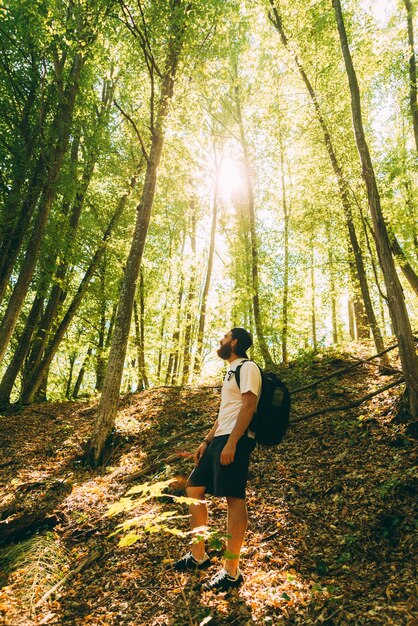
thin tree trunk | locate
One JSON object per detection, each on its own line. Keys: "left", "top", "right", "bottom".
{"left": 0, "top": 55, "right": 84, "bottom": 365}
{"left": 18, "top": 162, "right": 142, "bottom": 404}
{"left": 22, "top": 132, "right": 83, "bottom": 388}
{"left": 86, "top": 4, "right": 187, "bottom": 466}
{"left": 0, "top": 159, "right": 45, "bottom": 305}
{"left": 404, "top": 0, "right": 418, "bottom": 153}
{"left": 333, "top": 0, "right": 418, "bottom": 417}
{"left": 182, "top": 201, "right": 198, "bottom": 386}
{"left": 73, "top": 347, "right": 92, "bottom": 399}
{"left": 389, "top": 233, "right": 418, "bottom": 297}
{"left": 311, "top": 246, "right": 317, "bottom": 351}
{"left": 349, "top": 255, "right": 369, "bottom": 340}
{"left": 328, "top": 248, "right": 339, "bottom": 344}
{"left": 133, "top": 270, "right": 148, "bottom": 390}
{"left": 66, "top": 354, "right": 76, "bottom": 401}
{"left": 279, "top": 133, "right": 290, "bottom": 363}
{"left": 0, "top": 296, "right": 43, "bottom": 407}
{"left": 157, "top": 307, "right": 168, "bottom": 383}
{"left": 138, "top": 270, "right": 148, "bottom": 388}
{"left": 95, "top": 261, "right": 108, "bottom": 393}
{"left": 233, "top": 70, "right": 275, "bottom": 369}
{"left": 133, "top": 302, "right": 144, "bottom": 390}
{"left": 22, "top": 84, "right": 114, "bottom": 391}
{"left": 96, "top": 300, "right": 117, "bottom": 393}
{"left": 157, "top": 278, "right": 173, "bottom": 383}
{"left": 194, "top": 160, "right": 219, "bottom": 375}
{"left": 348, "top": 298, "right": 355, "bottom": 340}
{"left": 269, "top": 1, "right": 387, "bottom": 363}
{"left": 170, "top": 278, "right": 185, "bottom": 386}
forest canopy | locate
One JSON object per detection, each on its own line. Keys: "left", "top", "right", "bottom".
{"left": 0, "top": 0, "right": 417, "bottom": 442}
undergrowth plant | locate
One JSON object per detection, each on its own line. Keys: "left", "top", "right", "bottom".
{"left": 107, "top": 479, "right": 230, "bottom": 626}
{"left": 0, "top": 532, "right": 71, "bottom": 617}
{"left": 106, "top": 478, "right": 227, "bottom": 553}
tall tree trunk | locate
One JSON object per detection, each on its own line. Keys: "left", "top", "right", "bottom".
{"left": 21, "top": 84, "right": 114, "bottom": 394}
{"left": 0, "top": 55, "right": 84, "bottom": 365}
{"left": 279, "top": 132, "right": 290, "bottom": 364}
{"left": 269, "top": 1, "right": 388, "bottom": 363}
{"left": 18, "top": 162, "right": 142, "bottom": 404}
{"left": 311, "top": 246, "right": 317, "bottom": 351}
{"left": 66, "top": 354, "right": 77, "bottom": 400}
{"left": 157, "top": 307, "right": 168, "bottom": 383}
{"left": 165, "top": 238, "right": 186, "bottom": 385}
{"left": 348, "top": 298, "right": 355, "bottom": 340}
{"left": 167, "top": 282, "right": 184, "bottom": 386}
{"left": 96, "top": 301, "right": 117, "bottom": 393}
{"left": 157, "top": 269, "right": 174, "bottom": 383}
{"left": 133, "top": 270, "right": 149, "bottom": 390}
{"left": 194, "top": 163, "right": 219, "bottom": 375}
{"left": 0, "top": 296, "right": 43, "bottom": 407}
{"left": 22, "top": 132, "right": 83, "bottom": 389}
{"left": 402, "top": 176, "right": 418, "bottom": 259}
{"left": 86, "top": 6, "right": 186, "bottom": 465}
{"left": 0, "top": 159, "right": 45, "bottom": 305}
{"left": 389, "top": 233, "right": 418, "bottom": 297}
{"left": 233, "top": 72, "right": 275, "bottom": 369}
{"left": 182, "top": 200, "right": 198, "bottom": 386}
{"left": 348, "top": 257, "right": 369, "bottom": 340}
{"left": 333, "top": 0, "right": 418, "bottom": 416}
{"left": 404, "top": 0, "right": 418, "bottom": 153}
{"left": 73, "top": 347, "right": 93, "bottom": 399}
{"left": 328, "top": 248, "right": 339, "bottom": 344}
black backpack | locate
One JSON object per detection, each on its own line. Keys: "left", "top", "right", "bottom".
{"left": 235, "top": 360, "right": 291, "bottom": 446}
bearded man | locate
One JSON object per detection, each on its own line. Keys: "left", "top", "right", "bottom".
{"left": 172, "top": 327, "right": 261, "bottom": 591}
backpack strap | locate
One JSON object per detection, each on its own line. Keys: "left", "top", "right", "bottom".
{"left": 234, "top": 359, "right": 250, "bottom": 390}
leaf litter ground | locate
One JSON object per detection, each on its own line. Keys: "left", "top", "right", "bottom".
{"left": 0, "top": 348, "right": 416, "bottom": 625}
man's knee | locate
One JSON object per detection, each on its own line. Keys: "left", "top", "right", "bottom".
{"left": 227, "top": 496, "right": 247, "bottom": 513}
{"left": 226, "top": 496, "right": 246, "bottom": 507}
{"left": 186, "top": 485, "right": 206, "bottom": 500}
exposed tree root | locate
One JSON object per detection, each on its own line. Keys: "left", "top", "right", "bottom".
{"left": 291, "top": 339, "right": 411, "bottom": 395}
{"left": 291, "top": 378, "right": 405, "bottom": 422}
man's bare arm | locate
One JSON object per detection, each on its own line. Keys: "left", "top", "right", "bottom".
{"left": 194, "top": 419, "right": 219, "bottom": 465}
{"left": 220, "top": 392, "right": 257, "bottom": 465}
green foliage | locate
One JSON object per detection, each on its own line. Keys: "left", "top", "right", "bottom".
{"left": 107, "top": 478, "right": 234, "bottom": 561}
{"left": 1, "top": 0, "right": 417, "bottom": 399}
{"left": 107, "top": 479, "right": 199, "bottom": 545}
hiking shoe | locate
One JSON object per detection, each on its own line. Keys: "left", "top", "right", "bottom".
{"left": 202, "top": 568, "right": 244, "bottom": 592}
{"left": 171, "top": 551, "right": 211, "bottom": 571}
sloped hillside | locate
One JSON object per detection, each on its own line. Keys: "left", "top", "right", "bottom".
{"left": 0, "top": 349, "right": 416, "bottom": 625}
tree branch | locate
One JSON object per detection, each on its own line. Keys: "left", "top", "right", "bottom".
{"left": 291, "top": 378, "right": 405, "bottom": 422}
{"left": 290, "top": 339, "right": 415, "bottom": 395}
{"left": 113, "top": 100, "right": 149, "bottom": 162}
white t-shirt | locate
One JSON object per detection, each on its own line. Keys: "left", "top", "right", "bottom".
{"left": 214, "top": 358, "right": 262, "bottom": 437}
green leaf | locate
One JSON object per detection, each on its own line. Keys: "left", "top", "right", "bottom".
{"left": 119, "top": 533, "right": 142, "bottom": 547}
{"left": 106, "top": 497, "right": 134, "bottom": 517}
{"left": 223, "top": 550, "right": 239, "bottom": 560}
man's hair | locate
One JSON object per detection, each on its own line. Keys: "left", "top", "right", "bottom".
{"left": 231, "top": 327, "right": 253, "bottom": 357}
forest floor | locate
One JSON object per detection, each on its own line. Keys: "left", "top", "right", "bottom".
{"left": 0, "top": 345, "right": 417, "bottom": 626}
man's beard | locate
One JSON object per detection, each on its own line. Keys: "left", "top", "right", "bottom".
{"left": 217, "top": 342, "right": 233, "bottom": 360}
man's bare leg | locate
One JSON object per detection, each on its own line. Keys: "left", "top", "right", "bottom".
{"left": 186, "top": 485, "right": 207, "bottom": 560}
{"left": 224, "top": 496, "right": 248, "bottom": 576}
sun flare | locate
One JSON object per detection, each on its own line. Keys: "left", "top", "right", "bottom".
{"left": 218, "top": 157, "right": 245, "bottom": 198}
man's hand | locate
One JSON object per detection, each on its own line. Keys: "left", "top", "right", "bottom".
{"left": 220, "top": 440, "right": 236, "bottom": 465}
{"left": 194, "top": 441, "right": 208, "bottom": 465}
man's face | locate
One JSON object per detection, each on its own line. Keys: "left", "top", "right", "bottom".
{"left": 217, "top": 331, "right": 235, "bottom": 360}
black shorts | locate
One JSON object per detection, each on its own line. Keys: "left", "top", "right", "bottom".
{"left": 187, "top": 434, "right": 256, "bottom": 499}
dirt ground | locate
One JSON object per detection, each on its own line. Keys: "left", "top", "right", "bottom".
{"left": 0, "top": 348, "right": 417, "bottom": 625}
